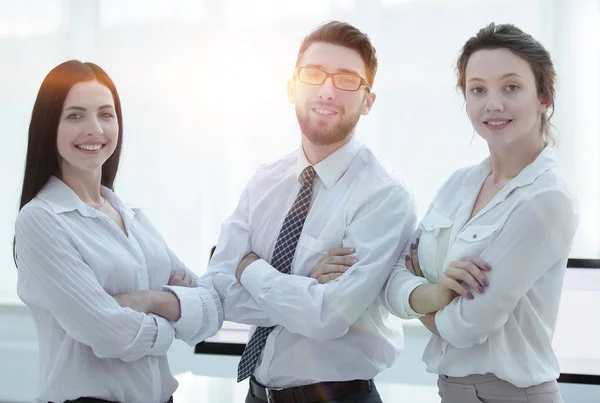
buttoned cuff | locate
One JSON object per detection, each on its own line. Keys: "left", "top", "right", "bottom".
{"left": 148, "top": 314, "right": 175, "bottom": 356}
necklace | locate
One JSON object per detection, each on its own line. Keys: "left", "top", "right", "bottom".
{"left": 87, "top": 197, "right": 107, "bottom": 210}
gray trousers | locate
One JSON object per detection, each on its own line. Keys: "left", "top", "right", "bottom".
{"left": 438, "top": 373, "right": 563, "bottom": 403}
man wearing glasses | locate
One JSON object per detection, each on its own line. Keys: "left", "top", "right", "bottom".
{"left": 193, "top": 21, "right": 416, "bottom": 402}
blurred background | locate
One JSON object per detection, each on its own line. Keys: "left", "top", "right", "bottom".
{"left": 0, "top": 0, "right": 599, "bottom": 402}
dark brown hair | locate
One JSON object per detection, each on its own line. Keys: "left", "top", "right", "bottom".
{"left": 18, "top": 60, "right": 123, "bottom": 211}
{"left": 295, "top": 21, "right": 378, "bottom": 87}
{"left": 456, "top": 23, "right": 556, "bottom": 143}
{"left": 14, "top": 61, "right": 123, "bottom": 266}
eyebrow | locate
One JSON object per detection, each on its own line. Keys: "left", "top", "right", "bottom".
{"left": 303, "top": 64, "right": 362, "bottom": 76}
{"left": 468, "top": 73, "right": 525, "bottom": 82}
{"left": 64, "top": 104, "right": 114, "bottom": 112}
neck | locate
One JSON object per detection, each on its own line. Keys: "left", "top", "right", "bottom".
{"left": 58, "top": 164, "right": 104, "bottom": 206}
{"left": 488, "top": 135, "right": 545, "bottom": 182}
{"left": 301, "top": 132, "right": 354, "bottom": 165}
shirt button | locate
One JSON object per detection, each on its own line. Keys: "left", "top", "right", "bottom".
{"left": 472, "top": 234, "right": 478, "bottom": 239}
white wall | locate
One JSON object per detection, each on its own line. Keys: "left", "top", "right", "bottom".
{"left": 1, "top": 0, "right": 600, "bottom": 304}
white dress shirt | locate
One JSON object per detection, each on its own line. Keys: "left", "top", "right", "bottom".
{"left": 15, "top": 176, "right": 223, "bottom": 403}
{"left": 383, "top": 146, "right": 579, "bottom": 388}
{"left": 204, "top": 135, "right": 416, "bottom": 388}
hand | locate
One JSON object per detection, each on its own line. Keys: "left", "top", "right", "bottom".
{"left": 113, "top": 290, "right": 154, "bottom": 314}
{"left": 236, "top": 252, "right": 260, "bottom": 282}
{"left": 435, "top": 257, "right": 492, "bottom": 305}
{"left": 310, "top": 247, "right": 357, "bottom": 284}
{"left": 168, "top": 268, "right": 196, "bottom": 288}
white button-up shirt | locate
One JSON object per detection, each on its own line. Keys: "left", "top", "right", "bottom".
{"left": 15, "top": 176, "right": 223, "bottom": 403}
{"left": 205, "top": 135, "right": 416, "bottom": 388}
{"left": 383, "top": 146, "right": 579, "bottom": 388}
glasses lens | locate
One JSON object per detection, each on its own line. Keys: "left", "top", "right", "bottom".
{"left": 299, "top": 68, "right": 326, "bottom": 85}
{"left": 334, "top": 74, "right": 361, "bottom": 91}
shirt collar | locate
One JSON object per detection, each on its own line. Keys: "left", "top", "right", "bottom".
{"left": 465, "top": 145, "right": 557, "bottom": 188}
{"left": 37, "top": 176, "right": 140, "bottom": 218}
{"left": 296, "top": 135, "right": 364, "bottom": 189}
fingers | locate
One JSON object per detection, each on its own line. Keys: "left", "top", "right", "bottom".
{"left": 311, "top": 251, "right": 357, "bottom": 279}
{"left": 406, "top": 255, "right": 423, "bottom": 277}
{"left": 181, "top": 272, "right": 196, "bottom": 287}
{"left": 317, "top": 273, "right": 343, "bottom": 284}
{"left": 463, "top": 257, "right": 492, "bottom": 274}
{"left": 438, "top": 275, "right": 474, "bottom": 300}
{"left": 311, "top": 262, "right": 352, "bottom": 279}
{"left": 409, "top": 239, "right": 423, "bottom": 277}
{"left": 169, "top": 269, "right": 196, "bottom": 287}
{"left": 451, "top": 260, "right": 489, "bottom": 291}
{"left": 325, "top": 247, "right": 355, "bottom": 256}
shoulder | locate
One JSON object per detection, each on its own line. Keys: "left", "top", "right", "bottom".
{"left": 248, "top": 149, "right": 297, "bottom": 186}
{"left": 350, "top": 148, "right": 416, "bottom": 212}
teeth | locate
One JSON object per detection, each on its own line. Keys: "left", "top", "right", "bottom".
{"left": 314, "top": 108, "right": 336, "bottom": 116}
{"left": 77, "top": 144, "right": 103, "bottom": 151}
{"left": 487, "top": 120, "right": 509, "bottom": 126}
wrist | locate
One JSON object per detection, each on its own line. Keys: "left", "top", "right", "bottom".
{"left": 432, "top": 284, "right": 454, "bottom": 310}
{"left": 146, "top": 290, "right": 161, "bottom": 314}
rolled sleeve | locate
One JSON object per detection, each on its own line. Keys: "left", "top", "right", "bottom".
{"left": 148, "top": 314, "right": 176, "bottom": 356}
{"left": 162, "top": 279, "right": 224, "bottom": 345}
{"left": 390, "top": 276, "right": 429, "bottom": 319}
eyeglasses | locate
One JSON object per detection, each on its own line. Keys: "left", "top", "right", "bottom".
{"left": 295, "top": 67, "right": 371, "bottom": 92}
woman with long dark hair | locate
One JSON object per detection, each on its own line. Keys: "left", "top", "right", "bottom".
{"left": 14, "top": 60, "right": 222, "bottom": 403}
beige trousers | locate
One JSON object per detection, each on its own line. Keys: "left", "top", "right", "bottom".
{"left": 438, "top": 373, "right": 563, "bottom": 403}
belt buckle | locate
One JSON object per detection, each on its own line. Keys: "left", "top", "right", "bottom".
{"left": 265, "top": 388, "right": 275, "bottom": 403}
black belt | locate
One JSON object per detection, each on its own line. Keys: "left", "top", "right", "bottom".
{"left": 249, "top": 376, "right": 373, "bottom": 403}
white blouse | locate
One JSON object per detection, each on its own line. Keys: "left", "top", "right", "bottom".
{"left": 383, "top": 146, "right": 579, "bottom": 387}
{"left": 15, "top": 176, "right": 222, "bottom": 403}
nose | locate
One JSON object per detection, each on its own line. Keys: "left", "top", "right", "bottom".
{"left": 85, "top": 117, "right": 103, "bottom": 137}
{"left": 484, "top": 91, "right": 504, "bottom": 113}
{"left": 317, "top": 77, "right": 336, "bottom": 101}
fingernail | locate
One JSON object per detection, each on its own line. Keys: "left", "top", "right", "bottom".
{"left": 477, "top": 285, "right": 484, "bottom": 293}
{"left": 482, "top": 278, "right": 489, "bottom": 287}
{"left": 467, "top": 292, "right": 474, "bottom": 300}
{"left": 350, "top": 258, "right": 358, "bottom": 264}
{"left": 405, "top": 255, "right": 411, "bottom": 261}
{"left": 411, "top": 243, "right": 416, "bottom": 250}
{"left": 350, "top": 248, "right": 356, "bottom": 253}
{"left": 484, "top": 263, "right": 492, "bottom": 271}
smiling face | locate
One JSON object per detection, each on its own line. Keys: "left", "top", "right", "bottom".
{"left": 56, "top": 80, "right": 119, "bottom": 176}
{"left": 288, "top": 42, "right": 376, "bottom": 146}
{"left": 464, "top": 48, "right": 549, "bottom": 147}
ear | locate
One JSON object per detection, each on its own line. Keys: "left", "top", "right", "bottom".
{"left": 538, "top": 95, "right": 550, "bottom": 114}
{"left": 361, "top": 92, "right": 377, "bottom": 115}
{"left": 287, "top": 80, "right": 296, "bottom": 105}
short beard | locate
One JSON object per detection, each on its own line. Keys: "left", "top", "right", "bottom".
{"left": 295, "top": 106, "right": 361, "bottom": 146}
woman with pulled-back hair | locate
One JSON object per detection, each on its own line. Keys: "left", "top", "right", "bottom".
{"left": 14, "top": 60, "right": 222, "bottom": 403}
{"left": 378, "top": 23, "right": 579, "bottom": 402}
